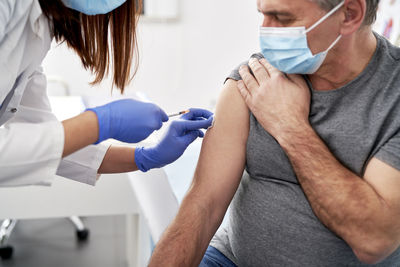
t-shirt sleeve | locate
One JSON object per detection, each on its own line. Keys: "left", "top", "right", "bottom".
{"left": 225, "top": 53, "right": 264, "bottom": 82}
{"left": 374, "top": 131, "right": 400, "bottom": 171}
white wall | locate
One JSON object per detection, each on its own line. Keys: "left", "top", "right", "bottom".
{"left": 43, "top": 0, "right": 260, "bottom": 113}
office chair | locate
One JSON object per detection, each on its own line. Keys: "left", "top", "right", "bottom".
{"left": 0, "top": 77, "right": 89, "bottom": 260}
{"left": 0, "top": 217, "right": 89, "bottom": 260}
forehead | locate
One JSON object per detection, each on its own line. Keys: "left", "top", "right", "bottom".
{"left": 257, "top": 0, "right": 323, "bottom": 16}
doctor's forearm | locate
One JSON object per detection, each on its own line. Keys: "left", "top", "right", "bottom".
{"left": 62, "top": 112, "right": 138, "bottom": 173}
{"left": 62, "top": 111, "right": 99, "bottom": 157}
{"left": 97, "top": 146, "right": 139, "bottom": 173}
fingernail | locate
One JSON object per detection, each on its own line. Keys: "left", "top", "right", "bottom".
{"left": 207, "top": 118, "right": 215, "bottom": 130}
{"left": 250, "top": 57, "right": 257, "bottom": 63}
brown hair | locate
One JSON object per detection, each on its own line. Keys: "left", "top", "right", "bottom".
{"left": 38, "top": 0, "right": 142, "bottom": 93}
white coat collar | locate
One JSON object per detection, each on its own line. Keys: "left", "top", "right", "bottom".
{"left": 29, "top": 0, "right": 46, "bottom": 40}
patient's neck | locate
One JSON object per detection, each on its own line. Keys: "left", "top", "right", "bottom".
{"left": 307, "top": 28, "right": 377, "bottom": 91}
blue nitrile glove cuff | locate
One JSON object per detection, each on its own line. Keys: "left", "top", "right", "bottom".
{"left": 86, "top": 106, "right": 111, "bottom": 144}
{"left": 134, "top": 147, "right": 164, "bottom": 172}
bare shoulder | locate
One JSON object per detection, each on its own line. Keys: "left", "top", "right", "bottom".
{"left": 210, "top": 79, "right": 250, "bottom": 140}
{"left": 192, "top": 79, "right": 250, "bottom": 198}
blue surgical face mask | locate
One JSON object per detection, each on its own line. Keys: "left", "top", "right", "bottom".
{"left": 61, "top": 0, "right": 127, "bottom": 15}
{"left": 259, "top": 1, "right": 345, "bottom": 74}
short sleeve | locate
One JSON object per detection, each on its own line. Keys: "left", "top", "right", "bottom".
{"left": 225, "top": 53, "right": 264, "bottom": 82}
{"left": 374, "top": 131, "right": 400, "bottom": 171}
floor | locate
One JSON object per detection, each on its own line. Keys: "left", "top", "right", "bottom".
{"left": 0, "top": 216, "right": 129, "bottom": 267}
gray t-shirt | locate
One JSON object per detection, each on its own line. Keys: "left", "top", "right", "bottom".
{"left": 210, "top": 33, "right": 400, "bottom": 266}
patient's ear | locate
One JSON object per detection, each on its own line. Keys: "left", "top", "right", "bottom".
{"left": 340, "top": 0, "right": 366, "bottom": 36}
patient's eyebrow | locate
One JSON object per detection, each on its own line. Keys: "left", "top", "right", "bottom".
{"left": 257, "top": 9, "right": 294, "bottom": 17}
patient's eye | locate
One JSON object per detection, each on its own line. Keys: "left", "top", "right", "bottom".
{"left": 275, "top": 15, "right": 295, "bottom": 25}
{"left": 259, "top": 9, "right": 295, "bottom": 26}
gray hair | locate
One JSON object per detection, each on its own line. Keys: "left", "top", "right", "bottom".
{"left": 312, "top": 0, "right": 380, "bottom": 25}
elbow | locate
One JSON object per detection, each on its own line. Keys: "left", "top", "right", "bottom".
{"left": 354, "top": 250, "right": 385, "bottom": 265}
{"left": 353, "top": 238, "right": 399, "bottom": 265}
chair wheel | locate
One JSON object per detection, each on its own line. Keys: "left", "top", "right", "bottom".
{"left": 0, "top": 246, "right": 13, "bottom": 260}
{"left": 76, "top": 229, "right": 89, "bottom": 241}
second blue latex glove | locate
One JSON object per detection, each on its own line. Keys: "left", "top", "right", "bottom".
{"left": 134, "top": 108, "right": 214, "bottom": 172}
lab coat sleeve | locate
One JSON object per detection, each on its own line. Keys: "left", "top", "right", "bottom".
{"left": 56, "top": 144, "right": 110, "bottom": 186}
{"left": 0, "top": 0, "right": 13, "bottom": 42}
{"left": 0, "top": 67, "right": 109, "bottom": 187}
{"left": 0, "top": 116, "right": 64, "bottom": 187}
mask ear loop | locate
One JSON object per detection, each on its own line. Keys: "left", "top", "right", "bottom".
{"left": 305, "top": 0, "right": 345, "bottom": 34}
{"left": 325, "top": 34, "right": 342, "bottom": 52}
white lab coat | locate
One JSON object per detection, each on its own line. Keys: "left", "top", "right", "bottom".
{"left": 0, "top": 0, "right": 109, "bottom": 187}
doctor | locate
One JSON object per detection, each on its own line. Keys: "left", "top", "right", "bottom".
{"left": 0, "top": 0, "right": 213, "bottom": 187}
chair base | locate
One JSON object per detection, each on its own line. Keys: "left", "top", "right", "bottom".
{"left": 76, "top": 228, "right": 89, "bottom": 241}
{"left": 0, "top": 216, "right": 89, "bottom": 260}
{"left": 0, "top": 246, "right": 13, "bottom": 260}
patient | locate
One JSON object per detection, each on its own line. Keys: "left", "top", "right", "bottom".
{"left": 148, "top": 0, "right": 400, "bottom": 266}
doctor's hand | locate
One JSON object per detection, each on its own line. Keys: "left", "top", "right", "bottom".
{"left": 134, "top": 108, "right": 214, "bottom": 172}
{"left": 87, "top": 99, "right": 168, "bottom": 144}
{"left": 237, "top": 57, "right": 311, "bottom": 139}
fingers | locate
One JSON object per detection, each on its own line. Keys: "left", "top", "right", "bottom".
{"left": 174, "top": 118, "right": 213, "bottom": 133}
{"left": 159, "top": 108, "right": 169, "bottom": 122}
{"left": 207, "top": 115, "right": 215, "bottom": 130}
{"left": 237, "top": 80, "right": 252, "bottom": 106}
{"left": 260, "top": 58, "right": 282, "bottom": 77}
{"left": 189, "top": 129, "right": 204, "bottom": 138}
{"left": 180, "top": 130, "right": 202, "bottom": 146}
{"left": 198, "top": 130, "right": 205, "bottom": 138}
{"left": 181, "top": 108, "right": 213, "bottom": 120}
{"left": 156, "top": 120, "right": 163, "bottom": 130}
{"left": 239, "top": 64, "right": 259, "bottom": 90}
{"left": 248, "top": 57, "right": 270, "bottom": 83}
{"left": 287, "top": 74, "right": 307, "bottom": 87}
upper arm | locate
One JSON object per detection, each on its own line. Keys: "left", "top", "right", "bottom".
{"left": 359, "top": 158, "right": 400, "bottom": 261}
{"left": 364, "top": 158, "right": 400, "bottom": 212}
{"left": 187, "top": 79, "right": 250, "bottom": 220}
{"left": 363, "top": 122, "right": 400, "bottom": 219}
{"left": 364, "top": 157, "right": 400, "bottom": 251}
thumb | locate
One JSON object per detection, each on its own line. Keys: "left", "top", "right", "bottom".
{"left": 160, "top": 108, "right": 169, "bottom": 122}
{"left": 287, "top": 74, "right": 307, "bottom": 87}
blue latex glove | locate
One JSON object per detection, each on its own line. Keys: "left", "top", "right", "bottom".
{"left": 86, "top": 99, "right": 168, "bottom": 144}
{"left": 135, "top": 108, "right": 214, "bottom": 172}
